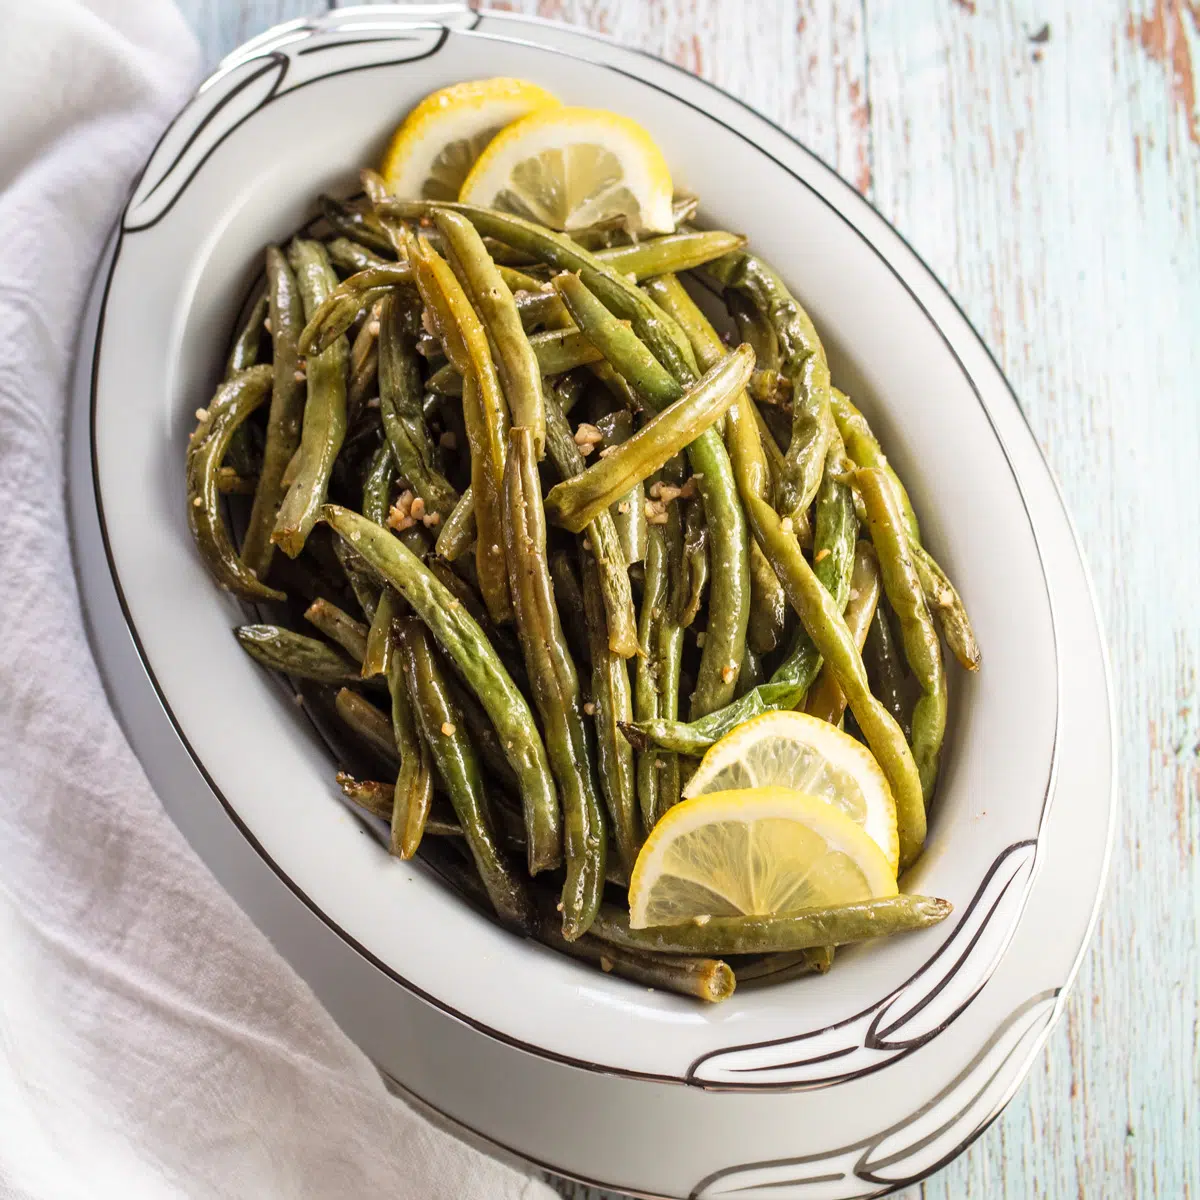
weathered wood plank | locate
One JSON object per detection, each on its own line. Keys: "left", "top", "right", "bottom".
{"left": 175, "top": 2, "right": 1200, "bottom": 1196}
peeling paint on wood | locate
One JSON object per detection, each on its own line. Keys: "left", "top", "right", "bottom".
{"left": 178, "top": 3, "right": 1200, "bottom": 1196}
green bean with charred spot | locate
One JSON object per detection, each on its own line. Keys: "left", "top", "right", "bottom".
{"left": 323, "top": 504, "right": 562, "bottom": 873}
{"left": 272, "top": 240, "right": 347, "bottom": 558}
{"left": 501, "top": 427, "right": 606, "bottom": 938}
{"left": 186, "top": 365, "right": 284, "bottom": 601}
{"left": 398, "top": 618, "right": 536, "bottom": 931}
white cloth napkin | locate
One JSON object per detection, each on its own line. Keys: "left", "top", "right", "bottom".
{"left": 0, "top": 3, "right": 559, "bottom": 1197}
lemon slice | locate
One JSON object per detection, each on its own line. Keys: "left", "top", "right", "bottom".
{"left": 683, "top": 711, "right": 900, "bottom": 875}
{"left": 458, "top": 106, "right": 676, "bottom": 233}
{"left": 381, "top": 78, "right": 560, "bottom": 201}
{"left": 628, "top": 787, "right": 898, "bottom": 929}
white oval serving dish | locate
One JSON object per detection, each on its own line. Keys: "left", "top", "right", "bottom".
{"left": 68, "top": 6, "right": 1115, "bottom": 1197}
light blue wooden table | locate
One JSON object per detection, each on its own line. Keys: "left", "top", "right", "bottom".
{"left": 178, "top": 2, "right": 1200, "bottom": 1194}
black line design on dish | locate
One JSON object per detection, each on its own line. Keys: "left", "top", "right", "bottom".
{"left": 686, "top": 842, "right": 1037, "bottom": 1088}
{"left": 687, "top": 989, "right": 1060, "bottom": 1199}
{"left": 87, "top": 9, "right": 1062, "bottom": 1095}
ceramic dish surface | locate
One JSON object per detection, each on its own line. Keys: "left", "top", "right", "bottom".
{"left": 69, "top": 6, "right": 1114, "bottom": 1197}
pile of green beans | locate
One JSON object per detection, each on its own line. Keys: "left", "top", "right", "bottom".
{"left": 186, "top": 181, "right": 971, "bottom": 1002}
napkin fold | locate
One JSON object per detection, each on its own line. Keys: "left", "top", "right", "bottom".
{"left": 0, "top": 3, "right": 557, "bottom": 1197}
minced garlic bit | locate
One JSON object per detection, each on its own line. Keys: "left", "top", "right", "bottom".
{"left": 422, "top": 512, "right": 440, "bottom": 528}
{"left": 439, "top": 431, "right": 457, "bottom": 450}
{"left": 814, "top": 547, "right": 831, "bottom": 563}
{"left": 692, "top": 914, "right": 711, "bottom": 926}
{"left": 293, "top": 369, "right": 306, "bottom": 383}
{"left": 721, "top": 663, "right": 737, "bottom": 684}
{"left": 644, "top": 498, "right": 669, "bottom": 525}
{"left": 582, "top": 538, "right": 592, "bottom": 552}
{"left": 696, "top": 631, "right": 707, "bottom": 647}
{"left": 194, "top": 407, "right": 209, "bottom": 421}
{"left": 366, "top": 397, "right": 381, "bottom": 409}
{"left": 583, "top": 701, "right": 596, "bottom": 716}
{"left": 779, "top": 516, "right": 794, "bottom": 534}
{"left": 491, "top": 543, "right": 502, "bottom": 555}
{"left": 192, "top": 496, "right": 203, "bottom": 508}
{"left": 649, "top": 481, "right": 682, "bottom": 504}
{"left": 849, "top": 588, "right": 860, "bottom": 602}
{"left": 617, "top": 501, "right": 631, "bottom": 515}
{"left": 367, "top": 320, "right": 381, "bottom": 337}
{"left": 387, "top": 489, "right": 419, "bottom": 532}
{"left": 939, "top": 589, "right": 955, "bottom": 608}
{"left": 678, "top": 476, "right": 699, "bottom": 500}
{"left": 598, "top": 445, "right": 619, "bottom": 459}
{"left": 440, "top": 721, "right": 457, "bottom": 737}
{"left": 573, "top": 423, "right": 604, "bottom": 455}
{"left": 409, "top": 496, "right": 426, "bottom": 520}
{"left": 600, "top": 956, "right": 614, "bottom": 973}
{"left": 350, "top": 530, "right": 361, "bottom": 543}
{"left": 263, "top": 317, "right": 272, "bottom": 334}
{"left": 421, "top": 307, "right": 437, "bottom": 336}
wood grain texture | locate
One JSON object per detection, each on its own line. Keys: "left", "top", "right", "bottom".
{"left": 176, "top": 2, "right": 1200, "bottom": 1196}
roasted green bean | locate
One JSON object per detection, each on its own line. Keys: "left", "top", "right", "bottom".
{"left": 323, "top": 504, "right": 562, "bottom": 873}
{"left": 557, "top": 272, "right": 750, "bottom": 716}
{"left": 544, "top": 345, "right": 752, "bottom": 534}
{"left": 378, "top": 292, "right": 459, "bottom": 520}
{"left": 235, "top": 624, "right": 360, "bottom": 683}
{"left": 806, "top": 542, "right": 881, "bottom": 726}
{"left": 272, "top": 240, "right": 347, "bottom": 558}
{"left": 502, "top": 428, "right": 606, "bottom": 938}
{"left": 434, "top": 208, "right": 547, "bottom": 456}
{"left": 593, "top": 895, "right": 952, "bottom": 954}
{"left": 186, "top": 365, "right": 284, "bottom": 601}
{"left": 579, "top": 552, "right": 640, "bottom": 877}
{"left": 706, "top": 250, "right": 833, "bottom": 519}
{"left": 540, "top": 388, "right": 639, "bottom": 658}
{"left": 856, "top": 468, "right": 947, "bottom": 805}
{"left": 304, "top": 598, "right": 369, "bottom": 662}
{"left": 398, "top": 618, "right": 536, "bottom": 931}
